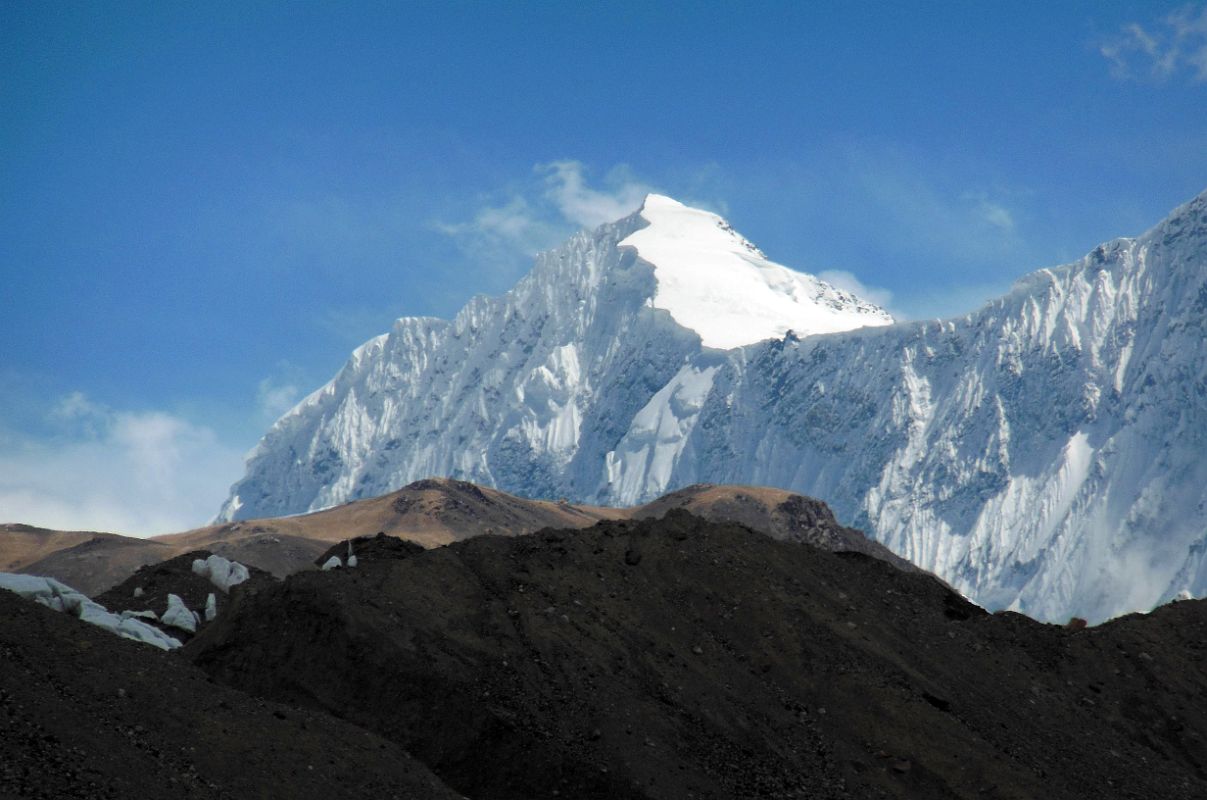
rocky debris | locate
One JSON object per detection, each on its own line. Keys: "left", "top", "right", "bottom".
{"left": 314, "top": 531, "right": 426, "bottom": 568}
{"left": 188, "top": 510, "right": 1207, "bottom": 800}
{"left": 0, "top": 589, "right": 461, "bottom": 799}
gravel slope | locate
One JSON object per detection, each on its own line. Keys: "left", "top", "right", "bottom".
{"left": 187, "top": 511, "right": 1207, "bottom": 799}
{"left": 0, "top": 588, "right": 461, "bottom": 800}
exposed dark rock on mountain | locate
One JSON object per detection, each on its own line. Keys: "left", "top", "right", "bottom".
{"left": 634, "top": 483, "right": 921, "bottom": 573}
{"left": 187, "top": 511, "right": 1207, "bottom": 800}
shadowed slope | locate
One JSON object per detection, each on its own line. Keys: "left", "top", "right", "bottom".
{"left": 0, "top": 588, "right": 461, "bottom": 799}
{"left": 188, "top": 511, "right": 1207, "bottom": 800}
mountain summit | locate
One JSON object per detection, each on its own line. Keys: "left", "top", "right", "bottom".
{"left": 221, "top": 189, "right": 1207, "bottom": 623}
{"left": 604, "top": 188, "right": 1207, "bottom": 623}
{"left": 218, "top": 195, "right": 891, "bottom": 521}
{"left": 624, "top": 194, "right": 892, "bottom": 348}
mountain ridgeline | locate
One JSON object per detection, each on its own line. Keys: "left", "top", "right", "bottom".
{"left": 220, "top": 190, "right": 1207, "bottom": 623}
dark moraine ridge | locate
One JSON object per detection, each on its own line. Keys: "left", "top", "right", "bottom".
{"left": 187, "top": 510, "right": 1207, "bottom": 800}
{"left": 0, "top": 588, "right": 461, "bottom": 800}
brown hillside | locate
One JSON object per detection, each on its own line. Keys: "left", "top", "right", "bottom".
{"left": 4, "top": 479, "right": 928, "bottom": 594}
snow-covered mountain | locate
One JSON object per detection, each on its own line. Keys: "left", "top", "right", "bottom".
{"left": 221, "top": 189, "right": 1207, "bottom": 623}
{"left": 218, "top": 194, "right": 890, "bottom": 521}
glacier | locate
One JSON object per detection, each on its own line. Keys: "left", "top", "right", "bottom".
{"left": 221, "top": 189, "right": 1207, "bottom": 623}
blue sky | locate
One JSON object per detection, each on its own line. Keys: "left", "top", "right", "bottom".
{"left": 3, "top": 1, "right": 1206, "bottom": 533}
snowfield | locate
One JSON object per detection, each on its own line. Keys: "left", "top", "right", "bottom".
{"left": 621, "top": 194, "right": 892, "bottom": 348}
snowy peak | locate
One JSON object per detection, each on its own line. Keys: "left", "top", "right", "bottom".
{"left": 622, "top": 194, "right": 893, "bottom": 349}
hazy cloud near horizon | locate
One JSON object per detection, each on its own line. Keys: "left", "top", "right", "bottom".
{"left": 0, "top": 393, "right": 242, "bottom": 537}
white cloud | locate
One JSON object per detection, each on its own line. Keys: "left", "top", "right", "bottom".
{"left": 540, "top": 161, "right": 651, "bottom": 228}
{"left": 52, "top": 390, "right": 100, "bottom": 421}
{"left": 0, "top": 394, "right": 243, "bottom": 537}
{"left": 257, "top": 377, "right": 300, "bottom": 420}
{"left": 1100, "top": 4, "right": 1207, "bottom": 82}
{"left": 434, "top": 160, "right": 653, "bottom": 258}
{"left": 255, "top": 363, "right": 309, "bottom": 421}
{"left": 433, "top": 195, "right": 562, "bottom": 257}
{"left": 815, "top": 268, "right": 1004, "bottom": 323}
{"left": 437, "top": 154, "right": 1020, "bottom": 324}
{"left": 842, "top": 147, "right": 1024, "bottom": 264}
{"left": 975, "top": 200, "right": 1015, "bottom": 232}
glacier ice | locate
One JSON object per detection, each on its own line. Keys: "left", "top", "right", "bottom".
{"left": 162, "top": 593, "right": 197, "bottom": 633}
{"left": 0, "top": 573, "right": 182, "bottom": 650}
{"left": 191, "top": 554, "right": 250, "bottom": 593}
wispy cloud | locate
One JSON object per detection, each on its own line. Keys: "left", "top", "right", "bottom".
{"left": 257, "top": 375, "right": 301, "bottom": 421}
{"left": 0, "top": 393, "right": 242, "bottom": 536}
{"left": 967, "top": 194, "right": 1016, "bottom": 232}
{"left": 895, "top": 281, "right": 1016, "bottom": 322}
{"left": 1100, "top": 4, "right": 1207, "bottom": 82}
{"left": 841, "top": 145, "right": 1025, "bottom": 266}
{"left": 434, "top": 160, "right": 653, "bottom": 258}
{"left": 439, "top": 155, "right": 1006, "bottom": 321}
{"left": 540, "top": 161, "right": 652, "bottom": 228}
{"left": 734, "top": 143, "right": 1033, "bottom": 320}
{"left": 433, "top": 195, "right": 563, "bottom": 258}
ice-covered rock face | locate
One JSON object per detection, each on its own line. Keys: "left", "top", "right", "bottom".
{"left": 218, "top": 195, "right": 891, "bottom": 523}
{"left": 603, "top": 188, "right": 1207, "bottom": 623}
{"left": 624, "top": 195, "right": 893, "bottom": 348}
